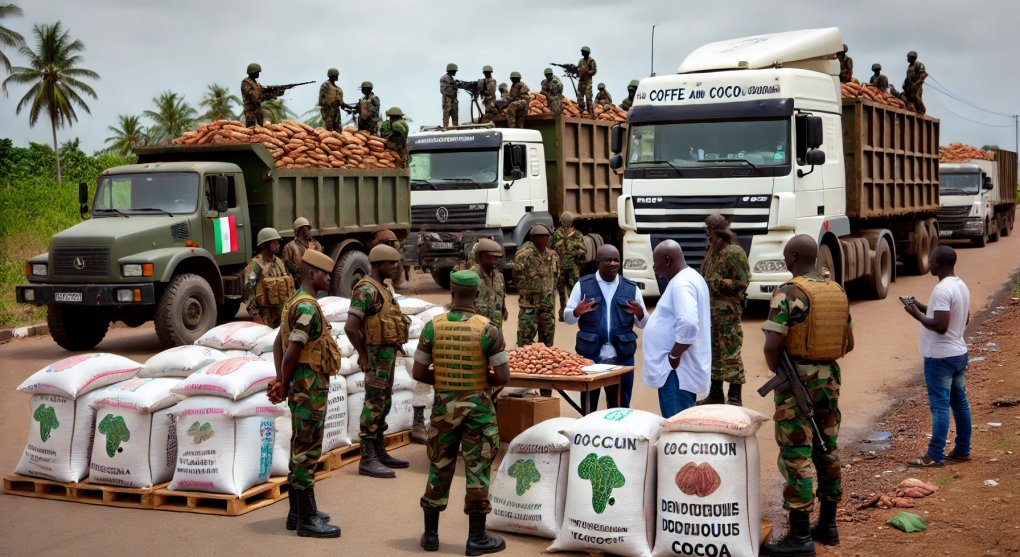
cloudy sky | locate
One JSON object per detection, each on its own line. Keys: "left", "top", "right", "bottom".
{"left": 1, "top": 0, "right": 1017, "bottom": 154}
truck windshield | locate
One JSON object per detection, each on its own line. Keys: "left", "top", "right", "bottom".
{"left": 628, "top": 119, "right": 790, "bottom": 169}
{"left": 409, "top": 150, "right": 499, "bottom": 190}
{"left": 939, "top": 173, "right": 981, "bottom": 195}
{"left": 94, "top": 172, "right": 200, "bottom": 215}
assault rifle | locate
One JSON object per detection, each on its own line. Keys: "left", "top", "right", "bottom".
{"left": 757, "top": 348, "right": 829, "bottom": 452}
{"left": 453, "top": 79, "right": 486, "bottom": 122}
{"left": 263, "top": 80, "right": 314, "bottom": 99}
{"left": 549, "top": 62, "right": 580, "bottom": 97}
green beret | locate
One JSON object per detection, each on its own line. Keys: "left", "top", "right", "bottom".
{"left": 450, "top": 270, "right": 480, "bottom": 287}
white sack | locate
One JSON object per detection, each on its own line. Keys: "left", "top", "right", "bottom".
{"left": 320, "top": 296, "right": 351, "bottom": 322}
{"left": 407, "top": 315, "right": 425, "bottom": 339}
{"left": 322, "top": 374, "right": 352, "bottom": 453}
{"left": 18, "top": 353, "right": 140, "bottom": 399}
{"left": 663, "top": 405, "right": 769, "bottom": 438}
{"left": 172, "top": 356, "right": 275, "bottom": 400}
{"left": 271, "top": 409, "right": 292, "bottom": 477}
{"left": 339, "top": 357, "right": 360, "bottom": 376}
{"left": 417, "top": 306, "right": 447, "bottom": 323}
{"left": 385, "top": 390, "right": 414, "bottom": 433}
{"left": 139, "top": 346, "right": 227, "bottom": 378}
{"left": 334, "top": 335, "right": 356, "bottom": 358}
{"left": 15, "top": 388, "right": 111, "bottom": 482}
{"left": 347, "top": 391, "right": 365, "bottom": 442}
{"left": 393, "top": 364, "right": 415, "bottom": 392}
{"left": 88, "top": 406, "right": 177, "bottom": 488}
{"left": 346, "top": 372, "right": 366, "bottom": 395}
{"left": 250, "top": 328, "right": 279, "bottom": 356}
{"left": 90, "top": 377, "right": 181, "bottom": 412}
{"left": 402, "top": 339, "right": 419, "bottom": 356}
{"left": 194, "top": 321, "right": 274, "bottom": 350}
{"left": 396, "top": 297, "right": 436, "bottom": 315}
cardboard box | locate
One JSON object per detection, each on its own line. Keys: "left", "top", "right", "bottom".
{"left": 496, "top": 395, "right": 560, "bottom": 442}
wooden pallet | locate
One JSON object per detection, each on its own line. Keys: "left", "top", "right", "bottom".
{"left": 150, "top": 477, "right": 288, "bottom": 516}
{"left": 3, "top": 475, "right": 163, "bottom": 509}
{"left": 317, "top": 430, "right": 413, "bottom": 472}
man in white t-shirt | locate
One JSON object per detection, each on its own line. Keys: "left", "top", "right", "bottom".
{"left": 641, "top": 240, "right": 711, "bottom": 417}
{"left": 903, "top": 245, "right": 971, "bottom": 467}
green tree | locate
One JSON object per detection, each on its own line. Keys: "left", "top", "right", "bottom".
{"left": 301, "top": 106, "right": 323, "bottom": 129}
{"left": 104, "top": 114, "right": 148, "bottom": 156}
{"left": 199, "top": 83, "right": 240, "bottom": 122}
{"left": 0, "top": 3, "right": 25, "bottom": 75}
{"left": 261, "top": 99, "right": 296, "bottom": 124}
{"left": 143, "top": 90, "right": 196, "bottom": 142}
{"left": 2, "top": 22, "right": 99, "bottom": 183}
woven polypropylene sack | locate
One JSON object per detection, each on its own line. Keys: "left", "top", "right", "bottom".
{"left": 18, "top": 353, "right": 141, "bottom": 398}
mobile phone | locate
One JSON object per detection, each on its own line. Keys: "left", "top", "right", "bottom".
{"left": 899, "top": 296, "right": 915, "bottom": 306}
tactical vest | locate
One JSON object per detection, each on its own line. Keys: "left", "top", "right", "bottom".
{"left": 323, "top": 83, "right": 339, "bottom": 105}
{"left": 784, "top": 275, "right": 850, "bottom": 361}
{"left": 575, "top": 275, "right": 639, "bottom": 365}
{"left": 357, "top": 276, "right": 410, "bottom": 346}
{"left": 281, "top": 292, "right": 341, "bottom": 375}
{"left": 432, "top": 313, "right": 490, "bottom": 391}
{"left": 255, "top": 257, "right": 295, "bottom": 306}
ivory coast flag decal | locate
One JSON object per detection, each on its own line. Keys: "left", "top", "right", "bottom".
{"left": 213, "top": 216, "right": 238, "bottom": 254}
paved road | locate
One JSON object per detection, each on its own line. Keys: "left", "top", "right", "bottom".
{"left": 1, "top": 235, "right": 1017, "bottom": 556}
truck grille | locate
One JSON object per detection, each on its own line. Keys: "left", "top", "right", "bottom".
{"left": 937, "top": 206, "right": 970, "bottom": 232}
{"left": 170, "top": 222, "right": 190, "bottom": 241}
{"left": 53, "top": 246, "right": 110, "bottom": 277}
{"left": 412, "top": 204, "right": 487, "bottom": 230}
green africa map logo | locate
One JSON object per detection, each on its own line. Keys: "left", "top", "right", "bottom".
{"left": 33, "top": 404, "right": 59, "bottom": 442}
{"left": 188, "top": 421, "right": 215, "bottom": 444}
{"left": 98, "top": 414, "right": 130, "bottom": 457}
{"left": 578, "top": 453, "right": 626, "bottom": 514}
{"left": 508, "top": 459, "right": 541, "bottom": 496}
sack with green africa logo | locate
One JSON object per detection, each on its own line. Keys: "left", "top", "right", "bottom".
{"left": 887, "top": 511, "right": 928, "bottom": 533}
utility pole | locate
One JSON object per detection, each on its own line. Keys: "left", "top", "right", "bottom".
{"left": 650, "top": 25, "right": 656, "bottom": 77}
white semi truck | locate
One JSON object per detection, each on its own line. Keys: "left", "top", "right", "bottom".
{"left": 937, "top": 148, "right": 1017, "bottom": 246}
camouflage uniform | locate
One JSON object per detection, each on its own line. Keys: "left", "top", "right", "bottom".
{"left": 869, "top": 72, "right": 889, "bottom": 94}
{"left": 415, "top": 305, "right": 507, "bottom": 513}
{"left": 473, "top": 265, "right": 507, "bottom": 330}
{"left": 241, "top": 77, "right": 265, "bottom": 128}
{"left": 550, "top": 225, "right": 586, "bottom": 318}
{"left": 319, "top": 81, "right": 344, "bottom": 132}
{"left": 577, "top": 56, "right": 598, "bottom": 116}
{"left": 512, "top": 241, "right": 559, "bottom": 347}
{"left": 542, "top": 76, "right": 564, "bottom": 115}
{"left": 281, "top": 236, "right": 324, "bottom": 285}
{"left": 350, "top": 277, "right": 409, "bottom": 443}
{"left": 838, "top": 55, "right": 854, "bottom": 84}
{"left": 243, "top": 253, "right": 293, "bottom": 327}
{"left": 440, "top": 73, "right": 458, "bottom": 127}
{"left": 594, "top": 88, "right": 613, "bottom": 107}
{"left": 282, "top": 287, "right": 341, "bottom": 489}
{"left": 358, "top": 93, "right": 381, "bottom": 135}
{"left": 506, "top": 81, "right": 530, "bottom": 129}
{"left": 480, "top": 77, "right": 498, "bottom": 123}
{"left": 381, "top": 117, "right": 410, "bottom": 167}
{"left": 701, "top": 243, "right": 750, "bottom": 384}
{"left": 761, "top": 272, "right": 847, "bottom": 511}
{"left": 904, "top": 59, "right": 927, "bottom": 114}
{"left": 620, "top": 94, "right": 635, "bottom": 111}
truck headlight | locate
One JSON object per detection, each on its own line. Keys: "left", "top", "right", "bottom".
{"left": 23, "top": 289, "right": 35, "bottom": 302}
{"left": 31, "top": 263, "right": 47, "bottom": 277}
{"left": 754, "top": 259, "right": 788, "bottom": 273}
{"left": 122, "top": 263, "right": 154, "bottom": 277}
{"left": 116, "top": 289, "right": 134, "bottom": 302}
{"left": 624, "top": 258, "right": 647, "bottom": 270}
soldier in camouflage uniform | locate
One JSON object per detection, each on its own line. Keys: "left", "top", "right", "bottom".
{"left": 869, "top": 63, "right": 889, "bottom": 94}
{"left": 550, "top": 211, "right": 587, "bottom": 321}
{"left": 412, "top": 269, "right": 510, "bottom": 555}
{"left": 472, "top": 238, "right": 508, "bottom": 329}
{"left": 903, "top": 51, "right": 927, "bottom": 114}
{"left": 594, "top": 83, "right": 613, "bottom": 107}
{"left": 244, "top": 227, "right": 294, "bottom": 328}
{"left": 319, "top": 68, "right": 344, "bottom": 132}
{"left": 837, "top": 43, "right": 853, "bottom": 84}
{"left": 699, "top": 214, "right": 750, "bottom": 406}
{"left": 241, "top": 63, "right": 283, "bottom": 128}
{"left": 761, "top": 235, "right": 854, "bottom": 556}
{"left": 505, "top": 72, "right": 530, "bottom": 128}
{"left": 513, "top": 224, "right": 559, "bottom": 348}
{"left": 345, "top": 244, "right": 411, "bottom": 478}
{"left": 577, "top": 46, "right": 598, "bottom": 117}
{"left": 267, "top": 249, "right": 342, "bottom": 538}
{"left": 282, "top": 217, "right": 323, "bottom": 286}
{"left": 480, "top": 66, "right": 498, "bottom": 123}
{"left": 357, "top": 81, "right": 381, "bottom": 135}
{"left": 541, "top": 68, "right": 564, "bottom": 116}
{"left": 381, "top": 107, "right": 409, "bottom": 168}
{"left": 440, "top": 63, "right": 459, "bottom": 127}
{"left": 620, "top": 79, "right": 639, "bottom": 111}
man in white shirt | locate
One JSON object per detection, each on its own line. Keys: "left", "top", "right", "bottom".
{"left": 564, "top": 245, "right": 648, "bottom": 412}
{"left": 641, "top": 240, "right": 711, "bottom": 417}
{"left": 903, "top": 245, "right": 972, "bottom": 467}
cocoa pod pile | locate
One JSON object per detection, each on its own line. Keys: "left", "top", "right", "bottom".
{"left": 508, "top": 343, "right": 593, "bottom": 376}
{"left": 841, "top": 79, "right": 907, "bottom": 110}
{"left": 525, "top": 94, "right": 627, "bottom": 122}
{"left": 675, "top": 461, "right": 722, "bottom": 497}
{"left": 940, "top": 142, "right": 996, "bottom": 163}
{"left": 170, "top": 120, "right": 401, "bottom": 170}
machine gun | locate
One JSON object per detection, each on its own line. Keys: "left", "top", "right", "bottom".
{"left": 757, "top": 348, "right": 829, "bottom": 452}
{"left": 454, "top": 79, "right": 486, "bottom": 123}
{"left": 262, "top": 80, "right": 314, "bottom": 100}
{"left": 549, "top": 62, "right": 580, "bottom": 96}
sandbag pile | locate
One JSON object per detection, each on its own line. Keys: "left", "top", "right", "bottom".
{"left": 940, "top": 142, "right": 996, "bottom": 163}
{"left": 841, "top": 80, "right": 907, "bottom": 110}
{"left": 170, "top": 120, "right": 403, "bottom": 170}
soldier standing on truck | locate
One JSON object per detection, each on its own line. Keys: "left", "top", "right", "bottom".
{"left": 541, "top": 68, "right": 563, "bottom": 116}
{"left": 551, "top": 211, "right": 587, "bottom": 322}
{"left": 505, "top": 72, "right": 530, "bottom": 128}
{"left": 594, "top": 83, "right": 613, "bottom": 107}
{"left": 619, "top": 79, "right": 638, "bottom": 111}
{"left": 319, "top": 68, "right": 344, "bottom": 132}
{"left": 440, "top": 63, "right": 459, "bottom": 127}
{"left": 358, "top": 81, "right": 381, "bottom": 135}
{"left": 869, "top": 63, "right": 890, "bottom": 94}
{"left": 903, "top": 50, "right": 928, "bottom": 114}
{"left": 244, "top": 227, "right": 295, "bottom": 327}
{"left": 282, "top": 217, "right": 323, "bottom": 286}
{"left": 577, "top": 46, "right": 597, "bottom": 117}
{"left": 346, "top": 245, "right": 412, "bottom": 479}
{"left": 513, "top": 224, "right": 559, "bottom": 350}
{"left": 836, "top": 43, "right": 853, "bottom": 83}
{"left": 381, "top": 107, "right": 409, "bottom": 168}
{"left": 267, "top": 249, "right": 342, "bottom": 538}
{"left": 241, "top": 63, "right": 282, "bottom": 128}
{"left": 480, "top": 66, "right": 498, "bottom": 123}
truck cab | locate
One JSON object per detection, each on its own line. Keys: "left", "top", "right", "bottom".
{"left": 938, "top": 162, "right": 997, "bottom": 247}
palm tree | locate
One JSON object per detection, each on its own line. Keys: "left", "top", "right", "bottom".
{"left": 143, "top": 90, "right": 196, "bottom": 142}
{"left": 301, "top": 106, "right": 323, "bottom": 129}
{"left": 0, "top": 3, "right": 25, "bottom": 75}
{"left": 2, "top": 22, "right": 99, "bottom": 183}
{"left": 199, "top": 83, "right": 239, "bottom": 122}
{"left": 261, "top": 99, "right": 296, "bottom": 124}
{"left": 104, "top": 114, "right": 148, "bottom": 156}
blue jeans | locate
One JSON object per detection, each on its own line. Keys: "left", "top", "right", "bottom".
{"left": 657, "top": 369, "right": 697, "bottom": 418}
{"left": 924, "top": 354, "right": 971, "bottom": 462}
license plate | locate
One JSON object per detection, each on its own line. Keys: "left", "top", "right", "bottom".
{"left": 759, "top": 284, "right": 777, "bottom": 293}
{"left": 430, "top": 242, "right": 454, "bottom": 250}
{"left": 939, "top": 230, "right": 952, "bottom": 238}
{"left": 55, "top": 292, "right": 83, "bottom": 302}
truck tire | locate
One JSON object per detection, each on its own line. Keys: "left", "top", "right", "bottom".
{"left": 907, "top": 221, "right": 931, "bottom": 275}
{"left": 817, "top": 243, "right": 839, "bottom": 284}
{"left": 926, "top": 219, "right": 940, "bottom": 250}
{"left": 1007, "top": 209, "right": 1015, "bottom": 236}
{"left": 155, "top": 273, "right": 217, "bottom": 348}
{"left": 864, "top": 236, "right": 892, "bottom": 300}
{"left": 430, "top": 267, "right": 453, "bottom": 290}
{"left": 217, "top": 298, "right": 242, "bottom": 323}
{"left": 990, "top": 216, "right": 1001, "bottom": 243}
{"left": 332, "top": 250, "right": 370, "bottom": 297}
{"left": 972, "top": 220, "right": 989, "bottom": 247}
{"left": 47, "top": 305, "right": 110, "bottom": 351}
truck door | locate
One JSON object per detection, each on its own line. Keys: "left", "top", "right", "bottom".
{"left": 202, "top": 173, "right": 249, "bottom": 266}
{"left": 499, "top": 143, "right": 536, "bottom": 223}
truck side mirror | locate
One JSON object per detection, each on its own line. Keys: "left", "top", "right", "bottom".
{"left": 983, "top": 176, "right": 994, "bottom": 191}
{"left": 805, "top": 116, "right": 824, "bottom": 149}
{"left": 78, "top": 182, "right": 89, "bottom": 218}
{"left": 213, "top": 176, "right": 229, "bottom": 213}
{"left": 510, "top": 168, "right": 523, "bottom": 181}
{"left": 797, "top": 149, "right": 826, "bottom": 178}
{"left": 610, "top": 154, "right": 623, "bottom": 171}
{"left": 611, "top": 124, "right": 624, "bottom": 154}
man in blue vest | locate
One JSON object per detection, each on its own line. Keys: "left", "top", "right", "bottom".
{"left": 564, "top": 245, "right": 648, "bottom": 412}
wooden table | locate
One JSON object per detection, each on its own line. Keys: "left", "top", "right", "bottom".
{"left": 500, "top": 366, "right": 635, "bottom": 416}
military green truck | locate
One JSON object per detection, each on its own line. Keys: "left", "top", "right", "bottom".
{"left": 16, "top": 143, "right": 409, "bottom": 350}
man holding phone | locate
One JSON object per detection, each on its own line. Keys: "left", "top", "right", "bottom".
{"left": 564, "top": 244, "right": 648, "bottom": 411}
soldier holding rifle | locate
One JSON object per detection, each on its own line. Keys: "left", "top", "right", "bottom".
{"left": 241, "top": 62, "right": 313, "bottom": 128}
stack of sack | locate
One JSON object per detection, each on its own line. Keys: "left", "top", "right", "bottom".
{"left": 194, "top": 321, "right": 276, "bottom": 362}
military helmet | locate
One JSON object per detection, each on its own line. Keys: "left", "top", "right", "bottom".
{"left": 560, "top": 211, "right": 575, "bottom": 225}
{"left": 256, "top": 227, "right": 281, "bottom": 247}
{"left": 246, "top": 62, "right": 261, "bottom": 74}
{"left": 872, "top": 63, "right": 881, "bottom": 71}
{"left": 293, "top": 217, "right": 310, "bottom": 230}
{"left": 361, "top": 80, "right": 373, "bottom": 89}
{"left": 907, "top": 50, "right": 918, "bottom": 58}
{"left": 327, "top": 67, "right": 339, "bottom": 78}
{"left": 597, "top": 82, "right": 605, "bottom": 89}
{"left": 544, "top": 67, "right": 553, "bottom": 76}
{"left": 628, "top": 79, "right": 639, "bottom": 89}
{"left": 510, "top": 71, "right": 521, "bottom": 79}
{"left": 386, "top": 106, "right": 403, "bottom": 117}
{"left": 581, "top": 46, "right": 591, "bottom": 54}
{"left": 482, "top": 65, "right": 493, "bottom": 73}
{"left": 446, "top": 63, "right": 458, "bottom": 72}
{"left": 368, "top": 244, "right": 401, "bottom": 262}
{"left": 498, "top": 82, "right": 508, "bottom": 91}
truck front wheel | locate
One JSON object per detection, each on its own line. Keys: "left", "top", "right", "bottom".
{"left": 47, "top": 305, "right": 110, "bottom": 351}
{"left": 972, "top": 220, "right": 989, "bottom": 248}
{"left": 155, "top": 273, "right": 217, "bottom": 348}
{"left": 332, "top": 250, "right": 371, "bottom": 298}
{"left": 430, "top": 267, "right": 453, "bottom": 289}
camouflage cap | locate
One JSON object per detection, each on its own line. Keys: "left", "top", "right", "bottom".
{"left": 450, "top": 269, "right": 480, "bottom": 287}
{"left": 482, "top": 65, "right": 493, "bottom": 72}
{"left": 293, "top": 216, "right": 310, "bottom": 230}
{"left": 256, "top": 227, "right": 281, "bottom": 247}
{"left": 368, "top": 244, "right": 401, "bottom": 262}
{"left": 386, "top": 106, "right": 403, "bottom": 117}
{"left": 628, "top": 79, "right": 639, "bottom": 89}
{"left": 476, "top": 238, "right": 503, "bottom": 256}
{"left": 581, "top": 46, "right": 591, "bottom": 53}
{"left": 327, "top": 68, "right": 339, "bottom": 78}
{"left": 446, "top": 63, "right": 458, "bottom": 72}
{"left": 544, "top": 67, "right": 553, "bottom": 76}
{"left": 510, "top": 71, "right": 521, "bottom": 79}
{"left": 560, "top": 211, "right": 575, "bottom": 225}
{"left": 361, "top": 80, "right": 373, "bottom": 89}
{"left": 302, "top": 249, "right": 335, "bottom": 273}
{"left": 529, "top": 224, "right": 551, "bottom": 236}
{"left": 247, "top": 62, "right": 261, "bottom": 74}
{"left": 872, "top": 63, "right": 881, "bottom": 71}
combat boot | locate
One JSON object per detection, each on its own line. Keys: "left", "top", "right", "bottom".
{"left": 412, "top": 406, "right": 429, "bottom": 445}
{"left": 286, "top": 486, "right": 331, "bottom": 530}
{"left": 359, "top": 439, "right": 396, "bottom": 478}
{"left": 421, "top": 508, "right": 440, "bottom": 551}
{"left": 294, "top": 487, "right": 341, "bottom": 538}
{"left": 810, "top": 500, "right": 840, "bottom": 546}
{"left": 726, "top": 383, "right": 743, "bottom": 406}
{"left": 376, "top": 436, "right": 409, "bottom": 468}
{"left": 465, "top": 513, "right": 506, "bottom": 556}
{"left": 761, "top": 509, "right": 814, "bottom": 557}
{"left": 697, "top": 380, "right": 725, "bottom": 405}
